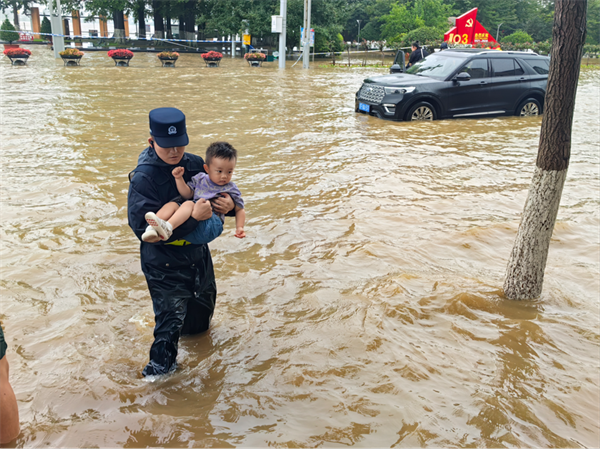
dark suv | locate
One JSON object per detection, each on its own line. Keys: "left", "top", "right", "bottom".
{"left": 355, "top": 49, "right": 550, "bottom": 121}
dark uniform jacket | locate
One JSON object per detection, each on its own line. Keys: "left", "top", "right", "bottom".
{"left": 408, "top": 47, "right": 429, "bottom": 67}
{"left": 127, "top": 146, "right": 224, "bottom": 375}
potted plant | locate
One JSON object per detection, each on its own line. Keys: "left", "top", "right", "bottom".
{"left": 107, "top": 48, "right": 134, "bottom": 66}
{"left": 244, "top": 52, "right": 266, "bottom": 67}
{"left": 157, "top": 51, "right": 179, "bottom": 67}
{"left": 1, "top": 18, "right": 20, "bottom": 50}
{"left": 201, "top": 50, "right": 223, "bottom": 67}
{"left": 3, "top": 47, "right": 31, "bottom": 65}
{"left": 59, "top": 48, "right": 84, "bottom": 66}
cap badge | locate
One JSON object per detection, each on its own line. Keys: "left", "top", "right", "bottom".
{"left": 168, "top": 126, "right": 177, "bottom": 135}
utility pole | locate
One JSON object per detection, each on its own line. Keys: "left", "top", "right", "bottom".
{"left": 279, "top": 0, "right": 287, "bottom": 69}
{"left": 49, "top": 0, "right": 65, "bottom": 58}
{"left": 302, "top": 0, "right": 311, "bottom": 69}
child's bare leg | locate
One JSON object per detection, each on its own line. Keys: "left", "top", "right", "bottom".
{"left": 166, "top": 201, "right": 195, "bottom": 230}
{"left": 155, "top": 202, "right": 180, "bottom": 221}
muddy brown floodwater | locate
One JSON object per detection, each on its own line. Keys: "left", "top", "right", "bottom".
{"left": 1, "top": 47, "right": 599, "bottom": 448}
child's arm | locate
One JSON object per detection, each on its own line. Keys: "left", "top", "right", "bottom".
{"left": 172, "top": 167, "right": 194, "bottom": 199}
{"left": 234, "top": 206, "right": 246, "bottom": 238}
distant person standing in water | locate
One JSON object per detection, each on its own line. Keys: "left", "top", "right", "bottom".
{"left": 0, "top": 323, "right": 20, "bottom": 444}
{"left": 407, "top": 41, "right": 429, "bottom": 67}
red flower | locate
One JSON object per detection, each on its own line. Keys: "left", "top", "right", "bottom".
{"left": 244, "top": 52, "right": 266, "bottom": 60}
{"left": 201, "top": 51, "right": 223, "bottom": 59}
{"left": 3, "top": 48, "right": 31, "bottom": 57}
{"left": 107, "top": 49, "right": 134, "bottom": 58}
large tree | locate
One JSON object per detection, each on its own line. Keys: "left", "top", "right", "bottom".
{"left": 503, "top": 0, "right": 588, "bottom": 300}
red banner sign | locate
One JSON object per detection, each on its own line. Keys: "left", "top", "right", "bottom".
{"left": 444, "top": 8, "right": 499, "bottom": 48}
{"left": 19, "top": 32, "right": 34, "bottom": 41}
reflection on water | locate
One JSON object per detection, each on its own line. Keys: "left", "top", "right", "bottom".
{"left": 1, "top": 47, "right": 599, "bottom": 447}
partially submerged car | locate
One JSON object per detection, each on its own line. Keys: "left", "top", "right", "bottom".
{"left": 355, "top": 49, "right": 550, "bottom": 121}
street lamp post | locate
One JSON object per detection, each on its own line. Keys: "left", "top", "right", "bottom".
{"left": 496, "top": 22, "right": 503, "bottom": 42}
{"left": 357, "top": 19, "right": 361, "bottom": 46}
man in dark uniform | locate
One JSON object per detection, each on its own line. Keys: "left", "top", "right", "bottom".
{"left": 407, "top": 41, "right": 429, "bottom": 68}
{"left": 127, "top": 108, "right": 234, "bottom": 377}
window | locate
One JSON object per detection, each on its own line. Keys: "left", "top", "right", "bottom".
{"left": 405, "top": 53, "right": 465, "bottom": 80}
{"left": 523, "top": 58, "right": 550, "bottom": 75}
{"left": 491, "top": 59, "right": 516, "bottom": 77}
{"left": 460, "top": 59, "right": 489, "bottom": 79}
{"left": 514, "top": 60, "right": 525, "bottom": 76}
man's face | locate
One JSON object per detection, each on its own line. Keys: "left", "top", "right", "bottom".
{"left": 412, "top": 45, "right": 417, "bottom": 51}
{"left": 150, "top": 137, "right": 186, "bottom": 165}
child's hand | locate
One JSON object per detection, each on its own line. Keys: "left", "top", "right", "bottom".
{"left": 172, "top": 167, "right": 185, "bottom": 179}
{"left": 235, "top": 228, "right": 246, "bottom": 239}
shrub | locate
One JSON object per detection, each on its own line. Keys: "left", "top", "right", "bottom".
{"left": 41, "top": 16, "right": 51, "bottom": 35}
{"left": 0, "top": 18, "right": 20, "bottom": 43}
{"left": 3, "top": 48, "right": 31, "bottom": 57}
{"left": 107, "top": 49, "right": 134, "bottom": 58}
{"left": 59, "top": 48, "right": 84, "bottom": 57}
{"left": 401, "top": 26, "right": 443, "bottom": 47}
{"left": 201, "top": 51, "right": 223, "bottom": 59}
{"left": 502, "top": 30, "right": 534, "bottom": 44}
{"left": 244, "top": 52, "right": 266, "bottom": 60}
{"left": 157, "top": 51, "right": 179, "bottom": 58}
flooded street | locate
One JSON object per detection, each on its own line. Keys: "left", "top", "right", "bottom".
{"left": 1, "top": 47, "right": 599, "bottom": 447}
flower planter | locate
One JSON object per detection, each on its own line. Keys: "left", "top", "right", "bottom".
{"left": 3, "top": 44, "right": 20, "bottom": 50}
{"left": 61, "top": 55, "right": 82, "bottom": 66}
{"left": 108, "top": 49, "right": 134, "bottom": 66}
{"left": 201, "top": 51, "right": 223, "bottom": 68}
{"left": 4, "top": 48, "right": 31, "bottom": 65}
{"left": 112, "top": 57, "right": 132, "bottom": 67}
{"left": 159, "top": 56, "right": 178, "bottom": 67}
{"left": 244, "top": 52, "right": 267, "bottom": 67}
{"left": 203, "top": 57, "right": 221, "bottom": 67}
{"left": 8, "top": 54, "right": 28, "bottom": 65}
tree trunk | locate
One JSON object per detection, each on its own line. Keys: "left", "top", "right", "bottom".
{"left": 177, "top": 15, "right": 183, "bottom": 39}
{"left": 185, "top": 0, "right": 196, "bottom": 42}
{"left": 113, "top": 9, "right": 126, "bottom": 42}
{"left": 137, "top": 2, "right": 146, "bottom": 39}
{"left": 13, "top": 5, "right": 20, "bottom": 30}
{"left": 152, "top": 0, "right": 164, "bottom": 39}
{"left": 503, "top": 0, "right": 587, "bottom": 300}
{"left": 166, "top": 15, "right": 172, "bottom": 39}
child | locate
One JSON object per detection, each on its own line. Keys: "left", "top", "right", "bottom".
{"left": 142, "top": 141, "right": 246, "bottom": 242}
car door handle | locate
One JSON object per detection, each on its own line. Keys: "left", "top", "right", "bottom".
{"left": 479, "top": 81, "right": 487, "bottom": 85}
{"left": 519, "top": 77, "right": 527, "bottom": 81}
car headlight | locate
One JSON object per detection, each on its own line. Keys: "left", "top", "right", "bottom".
{"left": 383, "top": 86, "right": 416, "bottom": 95}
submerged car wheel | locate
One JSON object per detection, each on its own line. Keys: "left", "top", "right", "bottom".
{"left": 517, "top": 98, "right": 542, "bottom": 117}
{"left": 407, "top": 102, "right": 436, "bottom": 121}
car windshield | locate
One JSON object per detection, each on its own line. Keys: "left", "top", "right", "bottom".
{"left": 406, "top": 53, "right": 465, "bottom": 80}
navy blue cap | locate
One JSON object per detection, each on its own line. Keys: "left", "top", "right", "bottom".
{"left": 149, "top": 107, "right": 189, "bottom": 148}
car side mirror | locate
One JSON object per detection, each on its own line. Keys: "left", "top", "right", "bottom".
{"left": 453, "top": 72, "right": 471, "bottom": 82}
{"left": 390, "top": 63, "right": 403, "bottom": 74}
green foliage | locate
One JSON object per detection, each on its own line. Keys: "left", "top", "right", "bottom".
{"left": 381, "top": 0, "right": 454, "bottom": 43}
{"left": 401, "top": 26, "right": 443, "bottom": 47}
{"left": 587, "top": 0, "right": 600, "bottom": 45}
{"left": 40, "top": 16, "right": 52, "bottom": 35}
{"left": 358, "top": 22, "right": 379, "bottom": 41}
{"left": 0, "top": 18, "right": 19, "bottom": 43}
{"left": 502, "top": 30, "right": 534, "bottom": 43}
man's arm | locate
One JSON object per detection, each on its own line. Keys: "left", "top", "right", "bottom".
{"left": 184, "top": 213, "right": 224, "bottom": 244}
